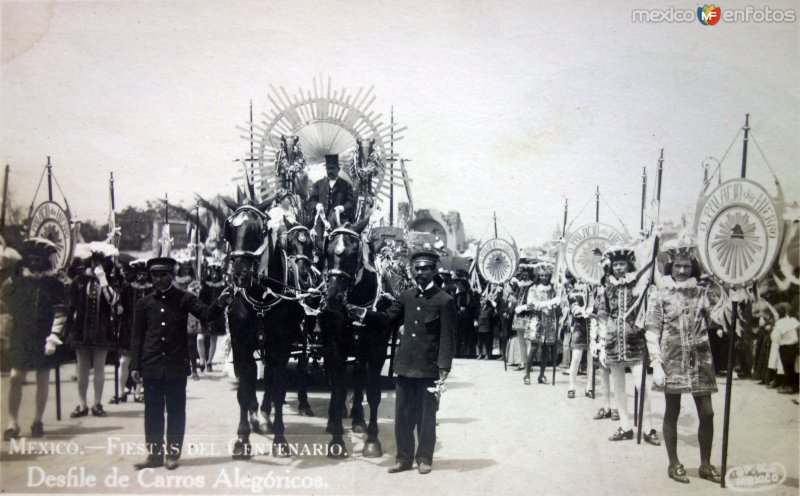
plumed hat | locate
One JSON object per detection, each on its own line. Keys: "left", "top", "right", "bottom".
{"left": 603, "top": 244, "right": 635, "bottom": 263}
{"left": 661, "top": 237, "right": 697, "bottom": 264}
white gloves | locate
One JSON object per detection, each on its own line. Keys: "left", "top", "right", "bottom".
{"left": 44, "top": 334, "right": 63, "bottom": 356}
{"left": 652, "top": 362, "right": 666, "bottom": 387}
{"left": 93, "top": 265, "right": 109, "bottom": 287}
{"left": 315, "top": 203, "right": 324, "bottom": 214}
{"left": 345, "top": 304, "right": 367, "bottom": 321}
{"left": 334, "top": 205, "right": 345, "bottom": 213}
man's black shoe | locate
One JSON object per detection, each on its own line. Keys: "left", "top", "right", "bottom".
{"left": 165, "top": 458, "right": 179, "bottom": 470}
{"left": 134, "top": 457, "right": 164, "bottom": 470}
{"left": 418, "top": 463, "right": 432, "bottom": 474}
{"left": 387, "top": 462, "right": 412, "bottom": 473}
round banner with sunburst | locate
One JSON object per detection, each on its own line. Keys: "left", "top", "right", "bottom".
{"left": 477, "top": 238, "right": 518, "bottom": 284}
{"left": 565, "top": 223, "right": 627, "bottom": 285}
{"left": 27, "top": 201, "right": 73, "bottom": 271}
{"left": 695, "top": 178, "right": 784, "bottom": 287}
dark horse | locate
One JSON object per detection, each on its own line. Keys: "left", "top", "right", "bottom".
{"left": 317, "top": 221, "right": 394, "bottom": 458}
{"left": 223, "top": 204, "right": 304, "bottom": 458}
{"left": 260, "top": 221, "right": 320, "bottom": 427}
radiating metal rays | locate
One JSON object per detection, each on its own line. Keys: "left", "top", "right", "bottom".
{"left": 233, "top": 76, "right": 408, "bottom": 204}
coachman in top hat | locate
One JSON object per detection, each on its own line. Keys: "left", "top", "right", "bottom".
{"left": 308, "top": 154, "right": 356, "bottom": 224}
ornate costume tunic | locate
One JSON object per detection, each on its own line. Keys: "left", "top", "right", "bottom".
{"left": 527, "top": 283, "right": 560, "bottom": 344}
{"left": 568, "top": 285, "right": 593, "bottom": 350}
{"left": 645, "top": 277, "right": 718, "bottom": 395}
{"left": 69, "top": 273, "right": 118, "bottom": 349}
{"left": 0, "top": 271, "right": 68, "bottom": 369}
{"left": 597, "top": 274, "right": 645, "bottom": 365}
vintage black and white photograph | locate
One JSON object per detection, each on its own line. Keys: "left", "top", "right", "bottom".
{"left": 1, "top": 1, "right": 798, "bottom": 494}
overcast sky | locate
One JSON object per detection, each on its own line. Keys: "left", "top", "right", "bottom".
{"left": 2, "top": 0, "right": 798, "bottom": 247}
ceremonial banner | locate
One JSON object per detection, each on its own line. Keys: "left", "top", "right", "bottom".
{"left": 27, "top": 200, "right": 73, "bottom": 271}
{"left": 695, "top": 178, "right": 784, "bottom": 287}
{"left": 565, "top": 222, "right": 627, "bottom": 285}
{"left": 476, "top": 237, "right": 518, "bottom": 284}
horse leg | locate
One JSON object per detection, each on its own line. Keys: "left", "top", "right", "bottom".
{"left": 351, "top": 358, "right": 367, "bottom": 433}
{"left": 232, "top": 347, "right": 256, "bottom": 459}
{"left": 256, "top": 360, "right": 273, "bottom": 434}
{"left": 326, "top": 353, "right": 349, "bottom": 459}
{"left": 270, "top": 347, "right": 291, "bottom": 457}
{"left": 297, "top": 318, "right": 314, "bottom": 416}
{"left": 363, "top": 346, "right": 386, "bottom": 458}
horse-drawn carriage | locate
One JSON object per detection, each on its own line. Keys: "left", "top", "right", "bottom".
{"left": 215, "top": 78, "right": 423, "bottom": 460}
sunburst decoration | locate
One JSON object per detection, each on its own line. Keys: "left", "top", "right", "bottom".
{"left": 576, "top": 239, "right": 607, "bottom": 282}
{"left": 484, "top": 250, "right": 513, "bottom": 282}
{"left": 710, "top": 211, "right": 762, "bottom": 280}
{"left": 235, "top": 76, "right": 408, "bottom": 203}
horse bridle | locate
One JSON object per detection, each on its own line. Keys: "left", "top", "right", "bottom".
{"left": 226, "top": 205, "right": 270, "bottom": 259}
{"left": 285, "top": 225, "right": 313, "bottom": 266}
{"left": 324, "top": 227, "right": 363, "bottom": 282}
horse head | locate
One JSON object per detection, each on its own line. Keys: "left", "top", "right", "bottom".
{"left": 283, "top": 223, "right": 316, "bottom": 287}
{"left": 223, "top": 204, "right": 271, "bottom": 287}
{"left": 322, "top": 215, "right": 372, "bottom": 310}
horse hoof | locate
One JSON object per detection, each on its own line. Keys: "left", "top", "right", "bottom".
{"left": 273, "top": 436, "right": 290, "bottom": 458}
{"left": 232, "top": 439, "right": 252, "bottom": 460}
{"left": 351, "top": 421, "right": 367, "bottom": 434}
{"left": 298, "top": 405, "right": 315, "bottom": 417}
{"left": 362, "top": 439, "right": 383, "bottom": 458}
{"left": 327, "top": 438, "right": 349, "bottom": 459}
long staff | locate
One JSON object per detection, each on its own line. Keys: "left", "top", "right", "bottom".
{"left": 637, "top": 150, "right": 663, "bottom": 443}
{"left": 109, "top": 172, "right": 122, "bottom": 404}
{"left": 553, "top": 198, "right": 568, "bottom": 385}
{"left": 720, "top": 114, "right": 750, "bottom": 488}
{"left": 46, "top": 161, "right": 63, "bottom": 420}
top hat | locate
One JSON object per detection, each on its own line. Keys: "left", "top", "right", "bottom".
{"left": 325, "top": 154, "right": 339, "bottom": 167}
{"left": 147, "top": 257, "right": 177, "bottom": 272}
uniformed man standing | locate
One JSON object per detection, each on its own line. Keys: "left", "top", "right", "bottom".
{"left": 349, "top": 247, "right": 456, "bottom": 474}
{"left": 130, "top": 257, "right": 230, "bottom": 470}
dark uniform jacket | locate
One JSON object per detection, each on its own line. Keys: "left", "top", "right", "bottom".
{"left": 364, "top": 284, "right": 456, "bottom": 378}
{"left": 118, "top": 283, "right": 152, "bottom": 352}
{"left": 130, "top": 285, "right": 224, "bottom": 380}
{"left": 307, "top": 177, "right": 356, "bottom": 223}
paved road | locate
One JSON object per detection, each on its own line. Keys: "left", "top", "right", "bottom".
{"left": 1, "top": 356, "right": 797, "bottom": 495}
